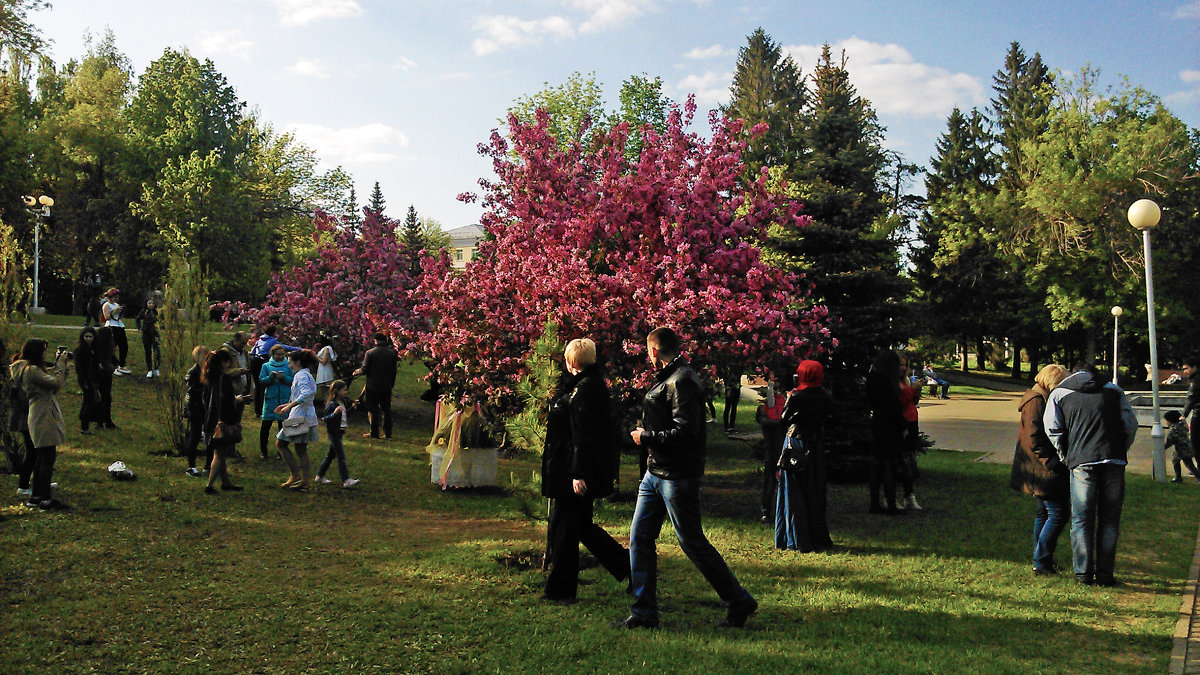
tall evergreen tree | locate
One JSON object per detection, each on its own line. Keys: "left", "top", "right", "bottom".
{"left": 368, "top": 181, "right": 385, "bottom": 217}
{"left": 723, "top": 27, "right": 805, "bottom": 182}
{"left": 344, "top": 185, "right": 359, "bottom": 225}
{"left": 779, "top": 45, "right": 906, "bottom": 371}
{"left": 401, "top": 204, "right": 421, "bottom": 251}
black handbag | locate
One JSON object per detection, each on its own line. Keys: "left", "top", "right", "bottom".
{"left": 778, "top": 435, "right": 809, "bottom": 474}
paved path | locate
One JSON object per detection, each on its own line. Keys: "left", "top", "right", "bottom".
{"left": 918, "top": 391, "right": 1200, "bottom": 673}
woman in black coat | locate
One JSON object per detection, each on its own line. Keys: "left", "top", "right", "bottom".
{"left": 540, "top": 338, "right": 630, "bottom": 602}
{"left": 775, "top": 360, "right": 834, "bottom": 552}
{"left": 74, "top": 327, "right": 99, "bottom": 434}
{"left": 93, "top": 326, "right": 117, "bottom": 429}
{"left": 867, "top": 348, "right": 906, "bottom": 514}
{"left": 202, "top": 349, "right": 248, "bottom": 494}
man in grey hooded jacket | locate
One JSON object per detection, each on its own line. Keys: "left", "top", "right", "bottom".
{"left": 1043, "top": 364, "right": 1138, "bottom": 586}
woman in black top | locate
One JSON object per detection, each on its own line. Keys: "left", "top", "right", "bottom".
{"left": 93, "top": 326, "right": 117, "bottom": 429}
{"left": 184, "top": 345, "right": 211, "bottom": 477}
{"left": 202, "top": 349, "right": 248, "bottom": 494}
{"left": 74, "top": 327, "right": 99, "bottom": 434}
{"left": 136, "top": 298, "right": 160, "bottom": 378}
{"left": 539, "top": 338, "right": 629, "bottom": 602}
{"left": 867, "top": 348, "right": 906, "bottom": 514}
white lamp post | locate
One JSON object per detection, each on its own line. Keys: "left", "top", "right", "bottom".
{"left": 1128, "top": 198, "right": 1165, "bottom": 482}
{"left": 1111, "top": 305, "right": 1122, "bottom": 385}
{"left": 21, "top": 194, "right": 53, "bottom": 314}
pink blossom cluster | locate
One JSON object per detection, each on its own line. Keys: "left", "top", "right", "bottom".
{"left": 218, "top": 211, "right": 439, "bottom": 377}
{"left": 416, "top": 98, "right": 831, "bottom": 408}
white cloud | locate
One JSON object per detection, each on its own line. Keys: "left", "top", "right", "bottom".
{"left": 1173, "top": 1, "right": 1200, "bottom": 18}
{"left": 676, "top": 70, "right": 733, "bottom": 108}
{"left": 567, "top": 0, "right": 647, "bottom": 33}
{"left": 197, "top": 30, "right": 254, "bottom": 60}
{"left": 439, "top": 72, "right": 473, "bottom": 81}
{"left": 287, "top": 58, "right": 331, "bottom": 79}
{"left": 683, "top": 44, "right": 727, "bottom": 60}
{"left": 1182, "top": 69, "right": 1200, "bottom": 83}
{"left": 472, "top": 14, "right": 574, "bottom": 55}
{"left": 287, "top": 123, "right": 410, "bottom": 164}
{"left": 784, "top": 37, "right": 984, "bottom": 118}
{"left": 268, "top": 0, "right": 364, "bottom": 27}
{"left": 393, "top": 56, "right": 417, "bottom": 72}
{"left": 1167, "top": 69, "right": 1200, "bottom": 109}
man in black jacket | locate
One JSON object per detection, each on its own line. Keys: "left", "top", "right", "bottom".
{"left": 1044, "top": 364, "right": 1138, "bottom": 586}
{"left": 353, "top": 333, "right": 397, "bottom": 439}
{"left": 619, "top": 327, "right": 756, "bottom": 629}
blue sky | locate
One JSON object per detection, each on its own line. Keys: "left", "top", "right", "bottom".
{"left": 35, "top": 0, "right": 1200, "bottom": 229}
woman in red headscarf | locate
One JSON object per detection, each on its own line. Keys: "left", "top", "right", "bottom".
{"left": 775, "top": 360, "right": 834, "bottom": 552}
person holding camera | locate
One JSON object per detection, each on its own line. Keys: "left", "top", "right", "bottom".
{"left": 257, "top": 344, "right": 294, "bottom": 460}
{"left": 11, "top": 339, "right": 72, "bottom": 509}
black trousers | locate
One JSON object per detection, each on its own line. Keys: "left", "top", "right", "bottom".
{"left": 759, "top": 420, "right": 785, "bottom": 516}
{"left": 249, "top": 356, "right": 267, "bottom": 417}
{"left": 16, "top": 430, "right": 34, "bottom": 488}
{"left": 112, "top": 326, "right": 128, "bottom": 368}
{"left": 544, "top": 494, "right": 630, "bottom": 599}
{"left": 362, "top": 388, "right": 393, "bottom": 438}
{"left": 185, "top": 410, "right": 205, "bottom": 468}
{"left": 31, "top": 446, "right": 56, "bottom": 501}
{"left": 142, "top": 330, "right": 160, "bottom": 372}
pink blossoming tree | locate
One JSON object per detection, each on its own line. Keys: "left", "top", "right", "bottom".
{"left": 418, "top": 98, "right": 831, "bottom": 411}
{"left": 222, "top": 210, "right": 438, "bottom": 378}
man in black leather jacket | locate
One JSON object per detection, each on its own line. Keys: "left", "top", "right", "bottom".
{"left": 617, "top": 327, "right": 757, "bottom": 629}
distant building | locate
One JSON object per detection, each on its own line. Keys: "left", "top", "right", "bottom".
{"left": 446, "top": 224, "right": 484, "bottom": 269}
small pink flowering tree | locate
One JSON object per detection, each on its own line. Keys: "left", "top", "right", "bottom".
{"left": 418, "top": 98, "right": 831, "bottom": 413}
{"left": 223, "top": 210, "right": 438, "bottom": 377}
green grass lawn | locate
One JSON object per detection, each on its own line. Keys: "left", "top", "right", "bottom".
{"left": 2, "top": 323, "right": 1196, "bottom": 673}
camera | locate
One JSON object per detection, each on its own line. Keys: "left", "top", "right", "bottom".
{"left": 56, "top": 346, "right": 73, "bottom": 360}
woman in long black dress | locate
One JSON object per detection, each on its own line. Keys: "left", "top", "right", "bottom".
{"left": 775, "top": 359, "right": 833, "bottom": 552}
{"left": 73, "top": 327, "right": 99, "bottom": 435}
{"left": 540, "top": 338, "right": 630, "bottom": 602}
{"left": 867, "top": 348, "right": 905, "bottom": 514}
{"left": 93, "top": 326, "right": 117, "bottom": 429}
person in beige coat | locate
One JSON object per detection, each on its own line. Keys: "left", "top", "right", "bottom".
{"left": 11, "top": 338, "right": 71, "bottom": 509}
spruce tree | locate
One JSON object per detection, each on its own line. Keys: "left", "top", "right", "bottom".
{"left": 723, "top": 27, "right": 805, "bottom": 181}
{"left": 368, "top": 181, "right": 386, "bottom": 217}
{"left": 345, "top": 186, "right": 360, "bottom": 225}
{"left": 402, "top": 204, "right": 422, "bottom": 273}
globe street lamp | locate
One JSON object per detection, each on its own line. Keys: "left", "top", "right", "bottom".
{"left": 1128, "top": 198, "right": 1165, "bottom": 482}
{"left": 1110, "top": 306, "right": 1122, "bottom": 385}
{"left": 21, "top": 194, "right": 53, "bottom": 314}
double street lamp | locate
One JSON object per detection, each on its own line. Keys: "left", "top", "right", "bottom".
{"left": 21, "top": 194, "right": 53, "bottom": 314}
{"left": 1128, "top": 198, "right": 1166, "bottom": 482}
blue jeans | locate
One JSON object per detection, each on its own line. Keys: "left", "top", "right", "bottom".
{"left": 318, "top": 431, "right": 349, "bottom": 481}
{"left": 1069, "top": 464, "right": 1125, "bottom": 582}
{"left": 1033, "top": 496, "right": 1068, "bottom": 571}
{"left": 629, "top": 472, "right": 751, "bottom": 619}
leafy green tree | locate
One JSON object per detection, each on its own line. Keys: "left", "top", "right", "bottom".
{"left": 0, "top": 56, "right": 35, "bottom": 233}
{"left": 507, "top": 71, "right": 608, "bottom": 149}
{"left": 616, "top": 73, "right": 671, "bottom": 161}
{"left": 33, "top": 30, "right": 134, "bottom": 298}
{"left": 419, "top": 217, "right": 450, "bottom": 252}
{"left": 1009, "top": 70, "right": 1193, "bottom": 362}
{"left": 723, "top": 27, "right": 805, "bottom": 181}
{"left": 0, "top": 0, "right": 49, "bottom": 65}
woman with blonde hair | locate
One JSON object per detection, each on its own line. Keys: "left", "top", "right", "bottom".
{"left": 539, "top": 337, "right": 629, "bottom": 601}
{"left": 1009, "top": 363, "right": 1069, "bottom": 575}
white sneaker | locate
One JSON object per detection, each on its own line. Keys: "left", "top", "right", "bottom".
{"left": 905, "top": 494, "right": 923, "bottom": 510}
{"left": 50, "top": 482, "right": 57, "bottom": 490}
{"left": 119, "top": 367, "right": 131, "bottom": 374}
{"left": 146, "top": 371, "right": 154, "bottom": 378}
{"left": 113, "top": 368, "right": 123, "bottom": 376}
{"left": 154, "top": 369, "right": 160, "bottom": 376}
{"left": 342, "top": 478, "right": 360, "bottom": 489}
{"left": 16, "top": 487, "right": 31, "bottom": 497}
{"left": 316, "top": 476, "right": 332, "bottom": 485}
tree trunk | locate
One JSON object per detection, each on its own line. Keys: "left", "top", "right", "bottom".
{"left": 1010, "top": 343, "right": 1022, "bottom": 379}
{"left": 960, "top": 339, "right": 968, "bottom": 372}
{"left": 1083, "top": 328, "right": 1097, "bottom": 367}
{"left": 976, "top": 336, "right": 988, "bottom": 371}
